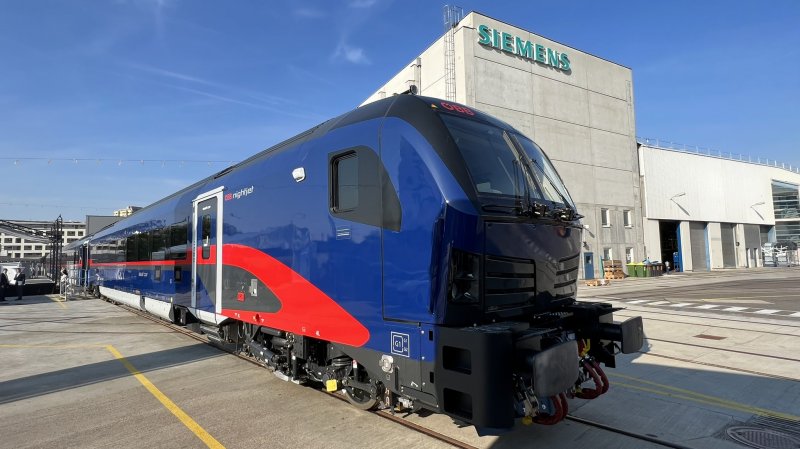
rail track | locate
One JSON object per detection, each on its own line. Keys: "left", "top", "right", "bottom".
{"left": 610, "top": 308, "right": 800, "bottom": 382}
{"left": 614, "top": 307, "right": 800, "bottom": 334}
{"left": 102, "top": 296, "right": 703, "bottom": 449}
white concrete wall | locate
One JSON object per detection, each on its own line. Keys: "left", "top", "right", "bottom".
{"left": 638, "top": 146, "right": 800, "bottom": 225}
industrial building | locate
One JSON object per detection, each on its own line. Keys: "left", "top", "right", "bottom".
{"left": 365, "top": 10, "right": 642, "bottom": 278}
{"left": 639, "top": 142, "right": 800, "bottom": 270}
{"left": 364, "top": 9, "right": 798, "bottom": 277}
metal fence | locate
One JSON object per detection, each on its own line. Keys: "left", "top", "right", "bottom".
{"left": 637, "top": 137, "right": 800, "bottom": 175}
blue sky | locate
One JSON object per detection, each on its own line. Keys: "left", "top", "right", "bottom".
{"left": 1, "top": 0, "right": 798, "bottom": 221}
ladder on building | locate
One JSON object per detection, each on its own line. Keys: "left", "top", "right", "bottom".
{"left": 443, "top": 5, "right": 463, "bottom": 102}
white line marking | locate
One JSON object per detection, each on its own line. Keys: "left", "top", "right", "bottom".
{"left": 668, "top": 303, "right": 694, "bottom": 307}
{"left": 754, "top": 309, "right": 781, "bottom": 315}
{"left": 789, "top": 312, "right": 800, "bottom": 317}
{"left": 694, "top": 304, "right": 722, "bottom": 309}
{"left": 626, "top": 300, "right": 653, "bottom": 304}
{"left": 722, "top": 306, "right": 748, "bottom": 312}
{"left": 645, "top": 301, "right": 671, "bottom": 306}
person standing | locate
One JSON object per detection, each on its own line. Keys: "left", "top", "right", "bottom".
{"left": 0, "top": 268, "right": 9, "bottom": 302}
{"left": 60, "top": 268, "right": 68, "bottom": 295}
{"left": 14, "top": 268, "right": 26, "bottom": 301}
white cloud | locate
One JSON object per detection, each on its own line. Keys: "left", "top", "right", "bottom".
{"left": 332, "top": 42, "right": 371, "bottom": 65}
{"left": 124, "top": 62, "right": 294, "bottom": 107}
{"left": 348, "top": 0, "right": 377, "bottom": 8}
{"left": 294, "top": 7, "right": 325, "bottom": 18}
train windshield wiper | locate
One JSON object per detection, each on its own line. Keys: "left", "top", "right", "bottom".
{"left": 525, "top": 157, "right": 580, "bottom": 221}
{"left": 481, "top": 203, "right": 521, "bottom": 214}
{"left": 480, "top": 203, "right": 549, "bottom": 218}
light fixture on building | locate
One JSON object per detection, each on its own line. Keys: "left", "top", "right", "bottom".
{"left": 750, "top": 201, "right": 765, "bottom": 207}
{"left": 670, "top": 192, "right": 686, "bottom": 200}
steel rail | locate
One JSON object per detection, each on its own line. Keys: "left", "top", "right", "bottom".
{"left": 110, "top": 300, "right": 477, "bottom": 449}
{"left": 108, "top": 298, "right": 712, "bottom": 449}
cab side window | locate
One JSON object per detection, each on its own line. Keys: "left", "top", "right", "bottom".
{"left": 328, "top": 146, "right": 402, "bottom": 231}
{"left": 333, "top": 153, "right": 358, "bottom": 212}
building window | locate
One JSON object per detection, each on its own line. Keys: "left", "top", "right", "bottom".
{"left": 603, "top": 247, "right": 612, "bottom": 261}
{"left": 23, "top": 245, "right": 31, "bottom": 250}
{"left": 625, "top": 247, "right": 634, "bottom": 263}
{"left": 772, "top": 180, "right": 800, "bottom": 244}
{"left": 624, "top": 210, "right": 633, "bottom": 227}
{"left": 601, "top": 208, "right": 611, "bottom": 227}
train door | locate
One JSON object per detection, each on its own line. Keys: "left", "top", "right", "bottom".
{"left": 192, "top": 187, "right": 224, "bottom": 324}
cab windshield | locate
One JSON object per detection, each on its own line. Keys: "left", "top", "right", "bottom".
{"left": 512, "top": 134, "right": 576, "bottom": 209}
{"left": 439, "top": 113, "right": 574, "bottom": 211}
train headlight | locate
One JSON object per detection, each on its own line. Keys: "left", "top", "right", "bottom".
{"left": 448, "top": 249, "right": 480, "bottom": 304}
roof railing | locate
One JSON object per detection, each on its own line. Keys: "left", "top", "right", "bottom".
{"left": 637, "top": 137, "right": 800, "bottom": 175}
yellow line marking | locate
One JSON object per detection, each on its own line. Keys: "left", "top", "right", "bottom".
{"left": 47, "top": 296, "right": 68, "bottom": 309}
{"left": 610, "top": 373, "right": 800, "bottom": 421}
{"left": 105, "top": 345, "right": 225, "bottom": 449}
{"left": 1, "top": 343, "right": 226, "bottom": 446}
{"left": 0, "top": 344, "right": 105, "bottom": 349}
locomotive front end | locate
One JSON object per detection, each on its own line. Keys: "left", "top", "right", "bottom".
{"left": 429, "top": 100, "right": 644, "bottom": 429}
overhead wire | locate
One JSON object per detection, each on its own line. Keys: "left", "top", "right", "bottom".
{"left": 0, "top": 157, "right": 236, "bottom": 166}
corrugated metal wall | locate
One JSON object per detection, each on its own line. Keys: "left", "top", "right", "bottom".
{"left": 689, "top": 222, "right": 708, "bottom": 270}
{"left": 721, "top": 223, "right": 736, "bottom": 268}
{"left": 744, "top": 224, "right": 760, "bottom": 248}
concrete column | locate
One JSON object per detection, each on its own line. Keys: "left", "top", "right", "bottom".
{"left": 643, "top": 219, "right": 661, "bottom": 261}
{"left": 678, "top": 221, "right": 692, "bottom": 271}
{"left": 707, "top": 222, "right": 723, "bottom": 269}
{"left": 734, "top": 224, "right": 745, "bottom": 268}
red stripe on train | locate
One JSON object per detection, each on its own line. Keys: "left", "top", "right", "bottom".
{"left": 220, "top": 244, "right": 370, "bottom": 347}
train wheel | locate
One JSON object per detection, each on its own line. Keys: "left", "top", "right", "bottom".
{"left": 343, "top": 385, "right": 379, "bottom": 411}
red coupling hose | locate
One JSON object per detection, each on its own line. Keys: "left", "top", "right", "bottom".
{"left": 558, "top": 392, "right": 569, "bottom": 420}
{"left": 575, "top": 360, "right": 603, "bottom": 399}
{"left": 592, "top": 360, "right": 610, "bottom": 394}
{"left": 533, "top": 395, "right": 562, "bottom": 425}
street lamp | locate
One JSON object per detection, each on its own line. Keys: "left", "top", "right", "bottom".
{"left": 750, "top": 201, "right": 765, "bottom": 207}
{"left": 670, "top": 192, "right": 686, "bottom": 201}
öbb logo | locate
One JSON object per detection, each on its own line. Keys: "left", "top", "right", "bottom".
{"left": 225, "top": 186, "right": 255, "bottom": 201}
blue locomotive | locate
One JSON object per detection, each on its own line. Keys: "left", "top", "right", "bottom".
{"left": 66, "top": 95, "right": 642, "bottom": 430}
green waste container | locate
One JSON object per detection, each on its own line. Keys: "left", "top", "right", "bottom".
{"left": 643, "top": 263, "right": 651, "bottom": 277}
{"left": 626, "top": 263, "right": 636, "bottom": 277}
{"left": 633, "top": 263, "right": 645, "bottom": 277}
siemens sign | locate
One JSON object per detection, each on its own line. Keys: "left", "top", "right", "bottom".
{"left": 477, "top": 24, "right": 571, "bottom": 72}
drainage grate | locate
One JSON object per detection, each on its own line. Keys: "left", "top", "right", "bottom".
{"left": 726, "top": 426, "right": 800, "bottom": 449}
{"left": 694, "top": 334, "right": 727, "bottom": 340}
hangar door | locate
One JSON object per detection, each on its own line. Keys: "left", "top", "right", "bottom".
{"left": 720, "top": 223, "right": 736, "bottom": 268}
{"left": 743, "top": 224, "right": 761, "bottom": 268}
{"left": 689, "top": 222, "right": 708, "bottom": 271}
